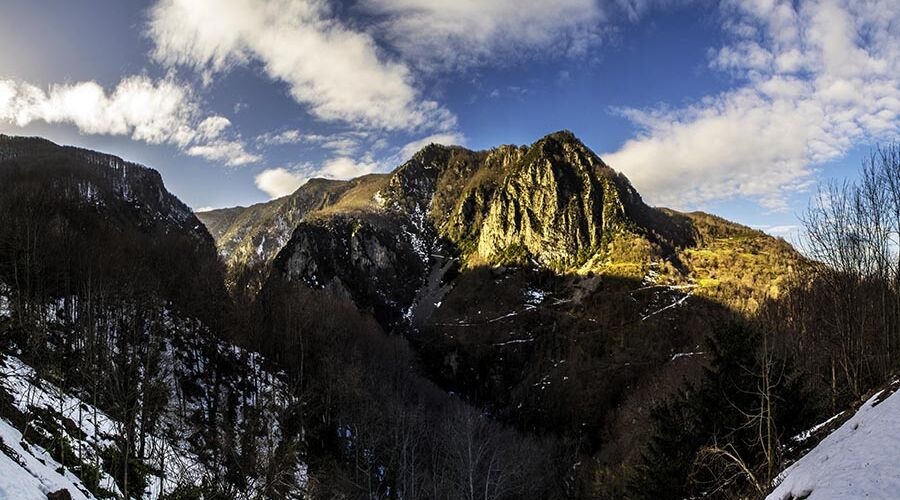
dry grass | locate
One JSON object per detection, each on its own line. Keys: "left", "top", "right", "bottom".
{"left": 311, "top": 174, "right": 391, "bottom": 217}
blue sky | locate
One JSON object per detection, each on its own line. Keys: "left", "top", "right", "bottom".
{"left": 1, "top": 0, "right": 898, "bottom": 241}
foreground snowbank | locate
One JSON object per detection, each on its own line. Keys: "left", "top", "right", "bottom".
{"left": 0, "top": 417, "right": 93, "bottom": 499}
{"left": 768, "top": 383, "right": 900, "bottom": 499}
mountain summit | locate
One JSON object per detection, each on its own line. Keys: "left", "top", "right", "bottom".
{"left": 381, "top": 130, "right": 672, "bottom": 269}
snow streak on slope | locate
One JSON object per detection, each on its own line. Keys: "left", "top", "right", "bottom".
{"left": 0, "top": 335, "right": 304, "bottom": 499}
{"left": 0, "top": 354, "right": 119, "bottom": 499}
{"left": 768, "top": 383, "right": 900, "bottom": 500}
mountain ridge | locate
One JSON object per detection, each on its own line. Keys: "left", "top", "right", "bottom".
{"left": 252, "top": 133, "right": 802, "bottom": 490}
{"left": 199, "top": 130, "right": 797, "bottom": 322}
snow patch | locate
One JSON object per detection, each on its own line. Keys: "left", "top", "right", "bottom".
{"left": 0, "top": 283, "right": 10, "bottom": 319}
{"left": 768, "top": 385, "right": 900, "bottom": 499}
{"left": 523, "top": 287, "right": 548, "bottom": 305}
{"left": 641, "top": 291, "right": 691, "bottom": 321}
{"left": 0, "top": 417, "right": 94, "bottom": 500}
{"left": 791, "top": 412, "right": 845, "bottom": 444}
{"left": 670, "top": 351, "right": 704, "bottom": 361}
{"left": 256, "top": 236, "right": 267, "bottom": 257}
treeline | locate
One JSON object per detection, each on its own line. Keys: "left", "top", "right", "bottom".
{"left": 772, "top": 144, "right": 900, "bottom": 409}
{"left": 4, "top": 137, "right": 899, "bottom": 499}
{"left": 630, "top": 321, "right": 816, "bottom": 499}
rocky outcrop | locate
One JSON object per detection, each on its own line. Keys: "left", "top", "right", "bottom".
{"left": 276, "top": 213, "right": 430, "bottom": 326}
{"left": 471, "top": 131, "right": 635, "bottom": 267}
{"left": 197, "top": 180, "right": 347, "bottom": 274}
{"left": 197, "top": 175, "right": 392, "bottom": 291}
{"left": 371, "top": 131, "right": 669, "bottom": 270}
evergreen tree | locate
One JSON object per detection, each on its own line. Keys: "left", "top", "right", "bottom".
{"left": 630, "top": 322, "right": 817, "bottom": 499}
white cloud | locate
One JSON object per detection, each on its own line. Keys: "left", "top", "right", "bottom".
{"left": 321, "top": 137, "right": 360, "bottom": 156}
{"left": 765, "top": 224, "right": 801, "bottom": 237}
{"left": 395, "top": 132, "right": 466, "bottom": 163}
{"left": 187, "top": 140, "right": 261, "bottom": 166}
{"left": 257, "top": 129, "right": 368, "bottom": 155}
{"left": 605, "top": 0, "right": 900, "bottom": 210}
{"left": 362, "top": 0, "right": 605, "bottom": 71}
{"left": 148, "top": 0, "right": 456, "bottom": 132}
{"left": 318, "top": 157, "right": 379, "bottom": 179}
{"left": 256, "top": 129, "right": 309, "bottom": 146}
{"left": 0, "top": 75, "right": 259, "bottom": 166}
{"left": 196, "top": 115, "right": 232, "bottom": 141}
{"left": 254, "top": 157, "right": 376, "bottom": 198}
{"left": 255, "top": 167, "right": 308, "bottom": 198}
{"left": 0, "top": 76, "right": 198, "bottom": 146}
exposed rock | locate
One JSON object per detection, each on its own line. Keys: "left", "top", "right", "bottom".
{"left": 197, "top": 174, "right": 390, "bottom": 292}
{"left": 276, "top": 213, "right": 430, "bottom": 326}
{"left": 46, "top": 489, "right": 72, "bottom": 500}
{"left": 472, "top": 131, "right": 629, "bottom": 267}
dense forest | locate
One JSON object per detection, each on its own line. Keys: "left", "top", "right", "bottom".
{"left": 2, "top": 134, "right": 900, "bottom": 499}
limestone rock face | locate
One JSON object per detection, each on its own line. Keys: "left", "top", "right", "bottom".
{"left": 368, "top": 131, "right": 652, "bottom": 269}
{"left": 196, "top": 174, "right": 391, "bottom": 291}
{"left": 472, "top": 131, "right": 634, "bottom": 267}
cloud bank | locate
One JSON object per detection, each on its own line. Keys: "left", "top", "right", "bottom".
{"left": 0, "top": 75, "right": 259, "bottom": 166}
{"left": 362, "top": 0, "right": 605, "bottom": 71}
{"left": 148, "top": 0, "right": 456, "bottom": 132}
{"left": 254, "top": 167, "right": 309, "bottom": 198}
{"left": 605, "top": 0, "right": 900, "bottom": 210}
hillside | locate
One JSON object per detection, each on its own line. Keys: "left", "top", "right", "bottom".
{"left": 0, "top": 135, "right": 208, "bottom": 241}
{"left": 196, "top": 175, "right": 390, "bottom": 292}
{"left": 208, "top": 131, "right": 798, "bottom": 313}
{"left": 0, "top": 134, "right": 227, "bottom": 325}
{"left": 0, "top": 137, "right": 307, "bottom": 498}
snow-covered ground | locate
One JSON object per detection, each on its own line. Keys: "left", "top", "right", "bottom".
{"left": 0, "top": 282, "right": 10, "bottom": 318}
{"left": 2, "top": 355, "right": 125, "bottom": 492}
{"left": 768, "top": 383, "right": 900, "bottom": 499}
{"left": 0, "top": 328, "right": 303, "bottom": 499}
{"left": 0, "top": 353, "right": 121, "bottom": 499}
{"left": 0, "top": 417, "right": 94, "bottom": 499}
{"left": 523, "top": 287, "right": 548, "bottom": 305}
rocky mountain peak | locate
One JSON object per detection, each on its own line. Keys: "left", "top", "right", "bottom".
{"left": 472, "top": 134, "right": 622, "bottom": 267}
{"left": 413, "top": 130, "right": 654, "bottom": 270}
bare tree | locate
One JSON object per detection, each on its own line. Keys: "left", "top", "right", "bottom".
{"left": 799, "top": 143, "right": 900, "bottom": 403}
